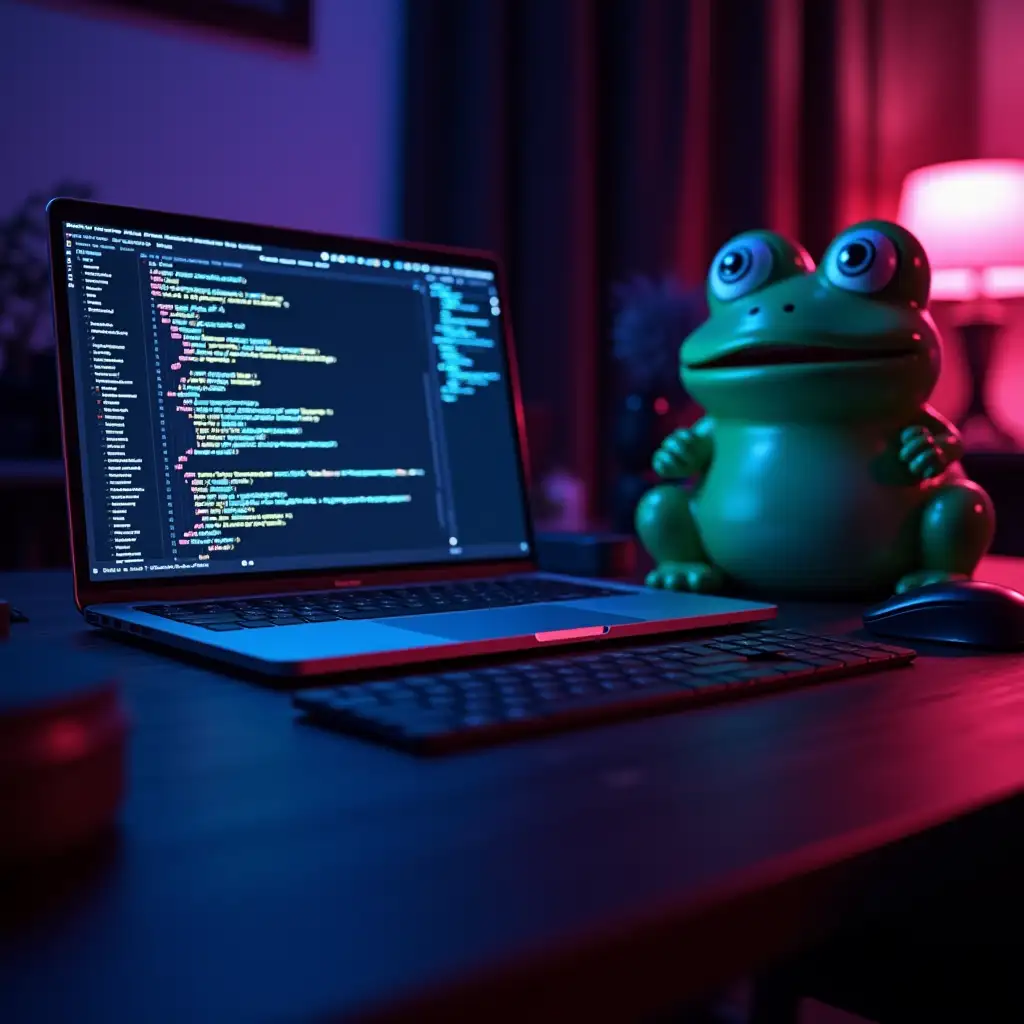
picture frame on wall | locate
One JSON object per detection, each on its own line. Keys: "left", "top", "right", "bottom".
{"left": 80, "top": 0, "right": 312, "bottom": 49}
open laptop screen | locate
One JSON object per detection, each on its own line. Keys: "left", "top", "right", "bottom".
{"left": 51, "top": 203, "right": 532, "bottom": 582}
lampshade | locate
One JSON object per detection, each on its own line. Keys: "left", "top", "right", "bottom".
{"left": 897, "top": 159, "right": 1024, "bottom": 301}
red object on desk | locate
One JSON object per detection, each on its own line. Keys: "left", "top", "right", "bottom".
{"left": 0, "top": 600, "right": 9, "bottom": 639}
{"left": 0, "top": 650, "right": 127, "bottom": 867}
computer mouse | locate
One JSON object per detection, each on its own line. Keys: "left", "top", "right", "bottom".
{"left": 863, "top": 580, "right": 1024, "bottom": 650}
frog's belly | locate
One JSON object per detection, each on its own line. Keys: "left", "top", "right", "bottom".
{"left": 693, "top": 451, "right": 924, "bottom": 596}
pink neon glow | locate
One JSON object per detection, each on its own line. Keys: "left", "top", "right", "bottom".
{"left": 535, "top": 625, "right": 609, "bottom": 642}
{"left": 897, "top": 159, "right": 1024, "bottom": 301}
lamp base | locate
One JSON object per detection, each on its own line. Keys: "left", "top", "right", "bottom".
{"left": 958, "top": 414, "right": 1020, "bottom": 453}
{"left": 954, "top": 320, "right": 1021, "bottom": 452}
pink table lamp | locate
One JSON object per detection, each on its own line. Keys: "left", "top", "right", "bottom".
{"left": 898, "top": 159, "right": 1024, "bottom": 450}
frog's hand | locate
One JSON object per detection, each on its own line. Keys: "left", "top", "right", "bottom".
{"left": 667, "top": 413, "right": 716, "bottom": 477}
{"left": 689, "top": 415, "right": 715, "bottom": 464}
{"left": 899, "top": 408, "right": 963, "bottom": 479}
{"left": 656, "top": 415, "right": 714, "bottom": 478}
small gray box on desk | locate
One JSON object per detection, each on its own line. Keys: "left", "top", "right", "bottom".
{"left": 536, "top": 532, "right": 637, "bottom": 579}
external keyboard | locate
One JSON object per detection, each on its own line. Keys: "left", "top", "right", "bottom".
{"left": 140, "top": 577, "right": 616, "bottom": 631}
{"left": 294, "top": 628, "right": 916, "bottom": 753}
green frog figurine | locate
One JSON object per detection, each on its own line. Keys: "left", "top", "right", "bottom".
{"left": 635, "top": 220, "right": 995, "bottom": 598}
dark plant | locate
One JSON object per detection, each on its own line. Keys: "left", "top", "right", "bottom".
{"left": 610, "top": 275, "right": 707, "bottom": 396}
{"left": 607, "top": 276, "right": 707, "bottom": 532}
{"left": 0, "top": 183, "right": 93, "bottom": 375}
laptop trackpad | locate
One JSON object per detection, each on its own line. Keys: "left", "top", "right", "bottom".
{"left": 403, "top": 604, "right": 640, "bottom": 642}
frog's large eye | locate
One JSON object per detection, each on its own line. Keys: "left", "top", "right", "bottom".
{"left": 708, "top": 237, "right": 775, "bottom": 302}
{"left": 823, "top": 228, "right": 899, "bottom": 293}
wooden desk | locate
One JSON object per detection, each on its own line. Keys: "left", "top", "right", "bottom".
{"left": 3, "top": 562, "right": 1024, "bottom": 1022}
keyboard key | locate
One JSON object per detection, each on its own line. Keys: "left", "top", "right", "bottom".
{"left": 293, "top": 628, "right": 917, "bottom": 754}
{"left": 461, "top": 714, "right": 498, "bottom": 728}
{"left": 328, "top": 693, "right": 380, "bottom": 710}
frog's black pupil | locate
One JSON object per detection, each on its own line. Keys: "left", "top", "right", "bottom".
{"left": 719, "top": 249, "right": 750, "bottom": 281}
{"left": 838, "top": 240, "right": 874, "bottom": 276}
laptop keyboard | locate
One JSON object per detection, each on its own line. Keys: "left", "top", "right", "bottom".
{"left": 140, "top": 577, "right": 619, "bottom": 631}
{"left": 294, "top": 628, "right": 916, "bottom": 754}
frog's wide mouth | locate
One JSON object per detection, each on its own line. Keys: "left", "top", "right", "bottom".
{"left": 686, "top": 342, "right": 920, "bottom": 370}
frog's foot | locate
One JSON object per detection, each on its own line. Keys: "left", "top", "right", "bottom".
{"left": 636, "top": 484, "right": 708, "bottom": 557}
{"left": 894, "top": 569, "right": 970, "bottom": 594}
{"left": 645, "top": 561, "right": 726, "bottom": 593}
{"left": 904, "top": 480, "right": 996, "bottom": 595}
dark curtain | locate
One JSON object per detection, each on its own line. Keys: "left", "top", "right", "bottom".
{"left": 795, "top": 0, "right": 839, "bottom": 257}
{"left": 706, "top": 0, "right": 770, "bottom": 250}
{"left": 401, "top": 0, "right": 848, "bottom": 523}
{"left": 402, "top": 0, "right": 700, "bottom": 522}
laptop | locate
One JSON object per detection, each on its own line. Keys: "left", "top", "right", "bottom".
{"left": 46, "top": 198, "right": 774, "bottom": 679}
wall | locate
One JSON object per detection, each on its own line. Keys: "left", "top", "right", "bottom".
{"left": 979, "top": 0, "right": 1024, "bottom": 444}
{"left": 0, "top": 0, "right": 402, "bottom": 238}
